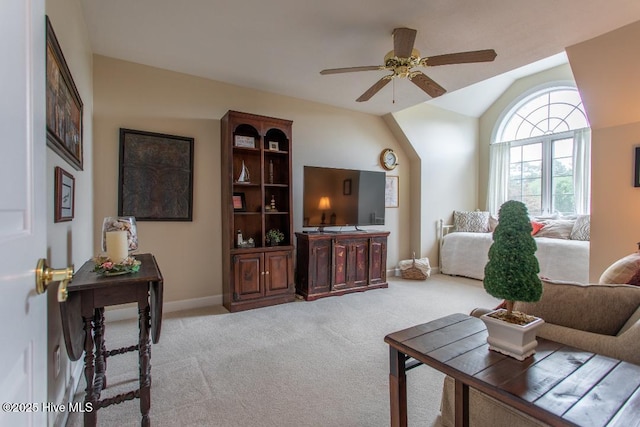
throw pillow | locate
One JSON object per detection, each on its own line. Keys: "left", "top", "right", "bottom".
{"left": 599, "top": 252, "right": 640, "bottom": 286}
{"left": 488, "top": 215, "right": 499, "bottom": 232}
{"left": 530, "top": 221, "right": 544, "bottom": 236}
{"left": 453, "top": 210, "right": 490, "bottom": 233}
{"left": 570, "top": 214, "right": 590, "bottom": 241}
{"left": 535, "top": 219, "right": 575, "bottom": 239}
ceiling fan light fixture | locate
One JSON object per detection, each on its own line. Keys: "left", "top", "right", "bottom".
{"left": 319, "top": 27, "right": 497, "bottom": 102}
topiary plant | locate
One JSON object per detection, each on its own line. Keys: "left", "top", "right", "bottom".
{"left": 483, "top": 200, "right": 542, "bottom": 317}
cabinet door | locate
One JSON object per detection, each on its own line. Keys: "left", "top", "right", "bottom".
{"left": 333, "top": 239, "right": 349, "bottom": 290}
{"left": 369, "top": 237, "right": 387, "bottom": 285}
{"left": 265, "top": 250, "right": 293, "bottom": 296}
{"left": 352, "top": 239, "right": 369, "bottom": 287}
{"left": 309, "top": 239, "right": 332, "bottom": 294}
{"left": 232, "top": 253, "right": 264, "bottom": 301}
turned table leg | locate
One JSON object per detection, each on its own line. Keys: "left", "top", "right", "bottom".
{"left": 138, "top": 302, "right": 151, "bottom": 427}
{"left": 83, "top": 315, "right": 97, "bottom": 427}
{"left": 93, "top": 308, "right": 107, "bottom": 393}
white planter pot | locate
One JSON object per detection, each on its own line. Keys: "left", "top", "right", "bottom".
{"left": 480, "top": 309, "right": 545, "bottom": 361}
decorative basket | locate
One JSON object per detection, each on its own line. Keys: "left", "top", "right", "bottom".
{"left": 399, "top": 253, "right": 431, "bottom": 280}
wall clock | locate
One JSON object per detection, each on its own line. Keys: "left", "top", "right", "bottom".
{"left": 380, "top": 148, "right": 398, "bottom": 171}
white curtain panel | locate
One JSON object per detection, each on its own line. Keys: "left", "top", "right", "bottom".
{"left": 486, "top": 141, "right": 511, "bottom": 215}
{"left": 573, "top": 127, "right": 591, "bottom": 215}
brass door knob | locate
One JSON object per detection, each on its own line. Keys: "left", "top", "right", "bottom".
{"left": 35, "top": 258, "right": 74, "bottom": 301}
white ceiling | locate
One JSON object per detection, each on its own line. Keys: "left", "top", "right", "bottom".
{"left": 81, "top": 0, "right": 640, "bottom": 117}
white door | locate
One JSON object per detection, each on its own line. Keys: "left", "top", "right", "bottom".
{"left": 0, "top": 1, "right": 48, "bottom": 426}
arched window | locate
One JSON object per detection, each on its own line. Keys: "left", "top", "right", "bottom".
{"left": 488, "top": 86, "right": 590, "bottom": 216}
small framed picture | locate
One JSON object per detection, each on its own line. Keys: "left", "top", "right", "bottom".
{"left": 268, "top": 141, "right": 279, "bottom": 151}
{"left": 234, "top": 135, "right": 255, "bottom": 148}
{"left": 385, "top": 176, "right": 399, "bottom": 208}
{"left": 635, "top": 147, "right": 640, "bottom": 187}
{"left": 233, "top": 192, "right": 246, "bottom": 211}
{"left": 54, "top": 166, "right": 75, "bottom": 222}
{"left": 343, "top": 178, "right": 352, "bottom": 196}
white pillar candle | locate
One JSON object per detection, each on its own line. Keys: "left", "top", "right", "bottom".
{"left": 106, "top": 231, "right": 128, "bottom": 263}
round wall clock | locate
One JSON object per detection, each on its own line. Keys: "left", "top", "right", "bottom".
{"left": 380, "top": 148, "right": 398, "bottom": 171}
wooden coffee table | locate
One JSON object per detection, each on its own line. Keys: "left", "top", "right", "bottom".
{"left": 384, "top": 313, "right": 640, "bottom": 427}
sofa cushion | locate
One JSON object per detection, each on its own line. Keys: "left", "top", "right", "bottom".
{"left": 599, "top": 252, "right": 640, "bottom": 286}
{"left": 535, "top": 219, "right": 575, "bottom": 239}
{"left": 570, "top": 215, "right": 590, "bottom": 241}
{"left": 453, "top": 210, "right": 490, "bottom": 233}
{"left": 513, "top": 280, "right": 640, "bottom": 336}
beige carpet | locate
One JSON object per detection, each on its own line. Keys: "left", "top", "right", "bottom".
{"left": 65, "top": 273, "right": 500, "bottom": 427}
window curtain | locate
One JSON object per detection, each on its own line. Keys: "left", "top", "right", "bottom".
{"left": 573, "top": 127, "right": 591, "bottom": 215}
{"left": 486, "top": 141, "right": 510, "bottom": 215}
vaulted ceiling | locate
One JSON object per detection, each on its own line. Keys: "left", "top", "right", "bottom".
{"left": 81, "top": 0, "right": 640, "bottom": 116}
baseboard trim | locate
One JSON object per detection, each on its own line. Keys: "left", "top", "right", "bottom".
{"left": 104, "top": 294, "right": 223, "bottom": 322}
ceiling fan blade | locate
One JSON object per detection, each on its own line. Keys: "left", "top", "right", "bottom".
{"left": 393, "top": 27, "right": 417, "bottom": 58}
{"left": 320, "top": 66, "right": 382, "bottom": 75}
{"left": 410, "top": 72, "right": 446, "bottom": 98}
{"left": 356, "top": 78, "right": 391, "bottom": 102}
{"left": 424, "top": 49, "right": 497, "bottom": 67}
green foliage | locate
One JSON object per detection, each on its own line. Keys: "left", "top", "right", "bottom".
{"left": 483, "top": 200, "right": 542, "bottom": 306}
{"left": 266, "top": 229, "right": 285, "bottom": 244}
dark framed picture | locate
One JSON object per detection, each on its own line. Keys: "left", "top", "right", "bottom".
{"left": 54, "top": 166, "right": 74, "bottom": 222}
{"left": 118, "top": 128, "right": 194, "bottom": 221}
{"left": 343, "top": 178, "right": 352, "bottom": 196}
{"left": 233, "top": 192, "right": 246, "bottom": 212}
{"left": 46, "top": 16, "right": 83, "bottom": 171}
{"left": 635, "top": 147, "right": 640, "bottom": 188}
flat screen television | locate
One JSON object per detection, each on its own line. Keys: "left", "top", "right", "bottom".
{"left": 303, "top": 166, "right": 385, "bottom": 229}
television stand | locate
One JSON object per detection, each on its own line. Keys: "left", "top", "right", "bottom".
{"left": 295, "top": 231, "right": 389, "bottom": 301}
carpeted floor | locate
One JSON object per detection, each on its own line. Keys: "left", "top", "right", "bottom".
{"left": 66, "top": 273, "right": 500, "bottom": 427}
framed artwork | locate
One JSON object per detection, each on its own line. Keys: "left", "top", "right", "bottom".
{"left": 343, "top": 178, "right": 352, "bottom": 196}
{"left": 54, "top": 166, "right": 75, "bottom": 222}
{"left": 118, "top": 128, "right": 194, "bottom": 221}
{"left": 46, "top": 16, "right": 83, "bottom": 171}
{"left": 268, "top": 141, "right": 279, "bottom": 151}
{"left": 635, "top": 147, "right": 640, "bottom": 188}
{"left": 385, "top": 176, "right": 399, "bottom": 208}
{"left": 233, "top": 192, "right": 246, "bottom": 212}
{"left": 234, "top": 135, "right": 255, "bottom": 148}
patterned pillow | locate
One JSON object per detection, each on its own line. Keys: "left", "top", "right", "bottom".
{"left": 453, "top": 210, "right": 490, "bottom": 233}
{"left": 570, "top": 215, "right": 590, "bottom": 241}
{"left": 599, "top": 252, "right": 640, "bottom": 286}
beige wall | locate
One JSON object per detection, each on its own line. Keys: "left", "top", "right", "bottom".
{"left": 92, "top": 55, "right": 409, "bottom": 304}
{"left": 390, "top": 104, "right": 478, "bottom": 265}
{"left": 45, "top": 0, "right": 94, "bottom": 425}
{"left": 567, "top": 20, "right": 640, "bottom": 280}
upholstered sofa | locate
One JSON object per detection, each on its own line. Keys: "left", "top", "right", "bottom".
{"left": 440, "top": 279, "right": 640, "bottom": 427}
{"left": 438, "top": 212, "right": 591, "bottom": 284}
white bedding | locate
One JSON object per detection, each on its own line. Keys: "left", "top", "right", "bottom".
{"left": 440, "top": 232, "right": 590, "bottom": 284}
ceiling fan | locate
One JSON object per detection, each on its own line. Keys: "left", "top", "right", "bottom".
{"left": 320, "top": 27, "right": 497, "bottom": 102}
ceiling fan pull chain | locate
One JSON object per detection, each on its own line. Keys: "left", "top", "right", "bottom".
{"left": 392, "top": 78, "right": 395, "bottom": 104}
